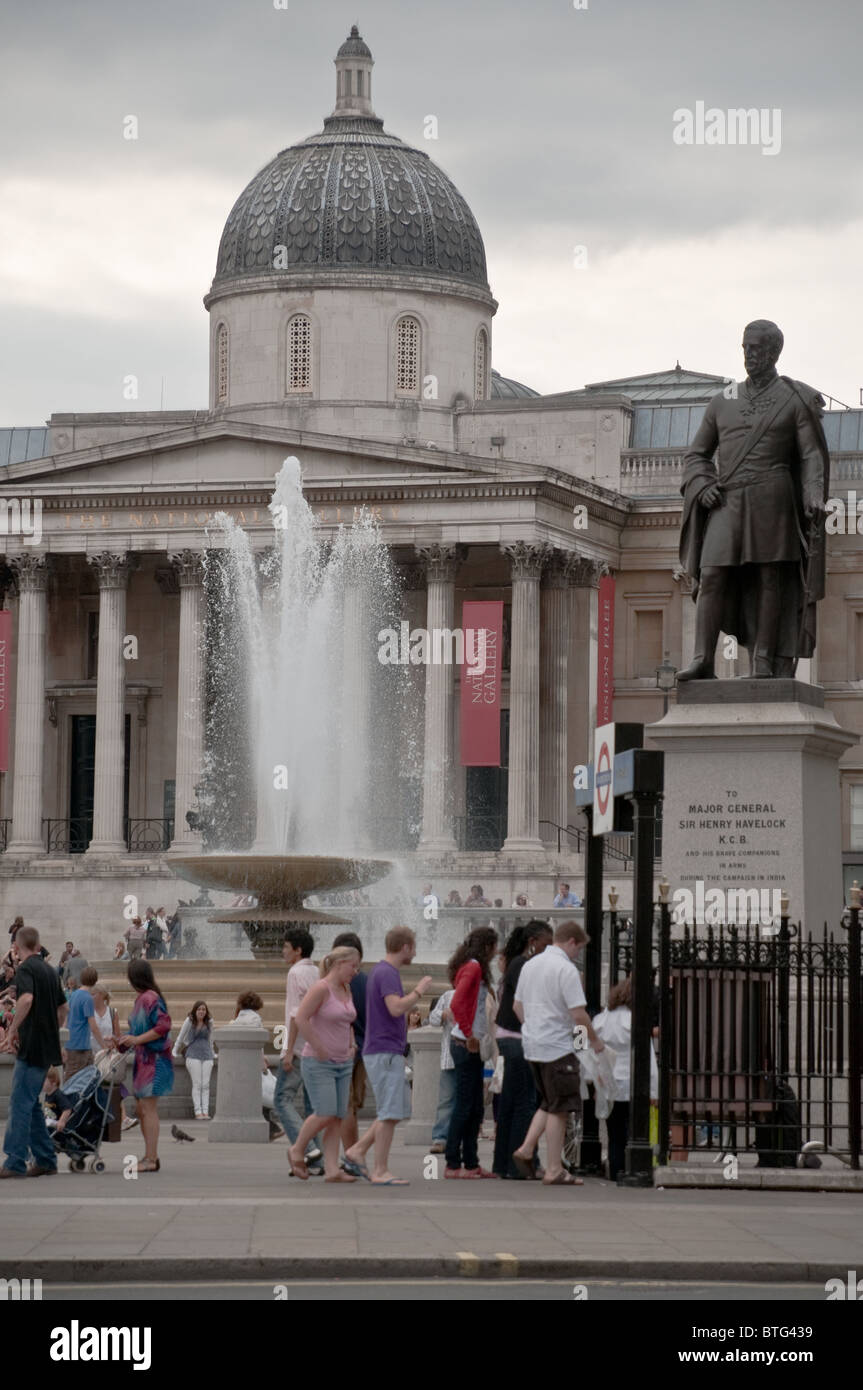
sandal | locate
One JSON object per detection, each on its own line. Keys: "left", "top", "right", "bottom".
{"left": 325, "top": 1172, "right": 357, "bottom": 1183}
{"left": 542, "top": 1171, "right": 583, "bottom": 1185}
{"left": 288, "top": 1152, "right": 309, "bottom": 1180}
{"left": 512, "top": 1152, "right": 535, "bottom": 1180}
{"left": 139, "top": 1159, "right": 161, "bottom": 1173}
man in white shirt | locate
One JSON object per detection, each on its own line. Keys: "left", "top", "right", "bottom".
{"left": 513, "top": 920, "right": 603, "bottom": 1185}
{"left": 273, "top": 928, "right": 322, "bottom": 1172}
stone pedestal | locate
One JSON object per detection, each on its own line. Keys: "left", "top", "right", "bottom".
{"left": 401, "top": 1025, "right": 443, "bottom": 1146}
{"left": 649, "top": 681, "right": 857, "bottom": 930}
{"left": 208, "top": 1027, "right": 270, "bottom": 1142}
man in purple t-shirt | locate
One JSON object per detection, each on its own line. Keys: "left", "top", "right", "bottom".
{"left": 343, "top": 927, "right": 432, "bottom": 1185}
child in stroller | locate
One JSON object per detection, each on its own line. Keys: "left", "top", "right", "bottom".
{"left": 47, "top": 1062, "right": 117, "bottom": 1173}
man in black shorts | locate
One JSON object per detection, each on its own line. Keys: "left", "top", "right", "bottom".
{"left": 512, "top": 920, "right": 605, "bottom": 1186}
{"left": 0, "top": 926, "right": 68, "bottom": 1177}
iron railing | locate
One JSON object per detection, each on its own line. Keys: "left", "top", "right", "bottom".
{"left": 610, "top": 913, "right": 862, "bottom": 1168}
{"left": 0, "top": 819, "right": 10, "bottom": 852}
{"left": 125, "top": 818, "right": 174, "bottom": 852}
{"left": 43, "top": 817, "right": 91, "bottom": 854}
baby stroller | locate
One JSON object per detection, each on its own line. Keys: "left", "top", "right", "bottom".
{"left": 52, "top": 1053, "right": 125, "bottom": 1173}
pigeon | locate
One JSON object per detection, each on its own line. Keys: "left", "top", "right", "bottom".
{"left": 171, "top": 1124, "right": 195, "bottom": 1142}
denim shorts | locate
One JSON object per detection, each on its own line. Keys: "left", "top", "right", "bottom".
{"left": 300, "top": 1057, "right": 354, "bottom": 1119}
{"left": 363, "top": 1051, "right": 411, "bottom": 1121}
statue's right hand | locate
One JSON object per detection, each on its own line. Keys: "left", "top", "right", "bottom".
{"left": 700, "top": 484, "right": 723, "bottom": 510}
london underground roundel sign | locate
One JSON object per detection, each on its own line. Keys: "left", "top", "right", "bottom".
{"left": 593, "top": 722, "right": 615, "bottom": 834}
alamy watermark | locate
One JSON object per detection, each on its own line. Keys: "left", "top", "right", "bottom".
{"left": 377, "top": 623, "right": 489, "bottom": 675}
{"left": 672, "top": 881, "right": 783, "bottom": 928}
{"left": 673, "top": 102, "right": 781, "bottom": 156}
{"left": 0, "top": 498, "right": 42, "bottom": 545}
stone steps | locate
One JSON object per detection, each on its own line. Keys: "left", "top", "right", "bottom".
{"left": 93, "top": 959, "right": 453, "bottom": 1032}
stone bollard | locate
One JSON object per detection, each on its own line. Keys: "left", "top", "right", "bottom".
{"left": 401, "top": 1026, "right": 443, "bottom": 1147}
{"left": 208, "top": 1027, "right": 269, "bottom": 1142}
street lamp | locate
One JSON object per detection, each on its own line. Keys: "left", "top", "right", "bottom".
{"left": 656, "top": 653, "right": 677, "bottom": 716}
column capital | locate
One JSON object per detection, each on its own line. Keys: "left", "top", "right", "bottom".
{"left": 87, "top": 551, "right": 133, "bottom": 589}
{"left": 415, "top": 543, "right": 465, "bottom": 584}
{"left": 501, "top": 541, "right": 552, "bottom": 580}
{"left": 568, "top": 555, "right": 612, "bottom": 590}
{"left": 394, "top": 561, "right": 427, "bottom": 592}
{"left": 9, "top": 554, "right": 49, "bottom": 592}
{"left": 170, "top": 549, "right": 206, "bottom": 589}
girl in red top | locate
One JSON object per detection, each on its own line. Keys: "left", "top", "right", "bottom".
{"left": 445, "top": 926, "right": 498, "bottom": 1179}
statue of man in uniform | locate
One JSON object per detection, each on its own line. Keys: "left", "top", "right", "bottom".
{"left": 677, "top": 320, "right": 830, "bottom": 681}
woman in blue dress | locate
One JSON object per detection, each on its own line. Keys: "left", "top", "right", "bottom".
{"left": 117, "top": 959, "right": 173, "bottom": 1172}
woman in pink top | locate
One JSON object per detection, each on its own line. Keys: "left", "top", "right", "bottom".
{"left": 289, "top": 946, "right": 360, "bottom": 1183}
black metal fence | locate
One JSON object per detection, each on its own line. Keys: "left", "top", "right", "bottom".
{"left": 610, "top": 912, "right": 862, "bottom": 1168}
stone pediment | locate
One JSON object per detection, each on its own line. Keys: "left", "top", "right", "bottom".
{"left": 0, "top": 419, "right": 507, "bottom": 492}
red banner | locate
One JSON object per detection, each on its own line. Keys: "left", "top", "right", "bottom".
{"left": 596, "top": 575, "right": 615, "bottom": 728}
{"left": 460, "top": 600, "right": 503, "bottom": 766}
{"left": 0, "top": 611, "right": 10, "bottom": 772}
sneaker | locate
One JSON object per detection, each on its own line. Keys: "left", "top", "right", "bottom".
{"left": 307, "top": 1163, "right": 325, "bottom": 1177}
{"left": 122, "top": 1116, "right": 139, "bottom": 1131}
{"left": 26, "top": 1164, "right": 58, "bottom": 1177}
{"left": 429, "top": 1142, "right": 446, "bottom": 1153}
{"left": 306, "top": 1147, "right": 322, "bottom": 1162}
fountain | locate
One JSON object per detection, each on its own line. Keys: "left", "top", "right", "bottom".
{"left": 168, "top": 457, "right": 413, "bottom": 957}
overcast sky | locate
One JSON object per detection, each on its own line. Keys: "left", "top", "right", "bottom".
{"left": 1, "top": 0, "right": 861, "bottom": 422}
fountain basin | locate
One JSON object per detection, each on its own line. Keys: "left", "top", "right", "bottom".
{"left": 169, "top": 854, "right": 391, "bottom": 958}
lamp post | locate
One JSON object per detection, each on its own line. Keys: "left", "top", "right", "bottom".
{"left": 608, "top": 885, "right": 620, "bottom": 990}
{"left": 655, "top": 654, "right": 677, "bottom": 716}
{"left": 845, "top": 881, "right": 861, "bottom": 1170}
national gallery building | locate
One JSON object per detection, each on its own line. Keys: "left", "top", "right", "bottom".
{"left": 2, "top": 28, "right": 863, "bottom": 953}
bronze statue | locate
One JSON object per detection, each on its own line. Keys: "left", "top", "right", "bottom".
{"left": 677, "top": 320, "right": 829, "bottom": 680}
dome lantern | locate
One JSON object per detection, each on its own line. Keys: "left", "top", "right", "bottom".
{"left": 333, "top": 24, "right": 375, "bottom": 119}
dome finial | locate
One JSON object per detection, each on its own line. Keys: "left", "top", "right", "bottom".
{"left": 333, "top": 25, "right": 375, "bottom": 118}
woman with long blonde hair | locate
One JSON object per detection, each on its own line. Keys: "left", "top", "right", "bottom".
{"left": 288, "top": 945, "right": 360, "bottom": 1183}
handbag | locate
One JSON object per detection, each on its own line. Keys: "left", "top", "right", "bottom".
{"left": 489, "top": 1053, "right": 504, "bottom": 1095}
{"left": 261, "top": 1068, "right": 277, "bottom": 1108}
{"left": 95, "top": 1047, "right": 128, "bottom": 1085}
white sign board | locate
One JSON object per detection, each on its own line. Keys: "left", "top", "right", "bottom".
{"left": 593, "top": 721, "right": 615, "bottom": 835}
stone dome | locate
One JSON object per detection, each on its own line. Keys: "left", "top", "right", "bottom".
{"left": 490, "top": 369, "right": 540, "bottom": 399}
{"left": 211, "top": 29, "right": 490, "bottom": 299}
{"left": 337, "top": 24, "right": 372, "bottom": 59}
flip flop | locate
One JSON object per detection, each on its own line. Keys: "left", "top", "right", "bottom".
{"left": 542, "top": 1172, "right": 584, "bottom": 1185}
{"left": 512, "top": 1152, "right": 535, "bottom": 1180}
{"left": 370, "top": 1177, "right": 410, "bottom": 1185}
{"left": 325, "top": 1172, "right": 357, "bottom": 1183}
{"left": 341, "top": 1158, "right": 371, "bottom": 1181}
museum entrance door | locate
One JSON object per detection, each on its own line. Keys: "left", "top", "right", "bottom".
{"left": 69, "top": 713, "right": 131, "bottom": 852}
{"left": 461, "top": 709, "right": 509, "bottom": 850}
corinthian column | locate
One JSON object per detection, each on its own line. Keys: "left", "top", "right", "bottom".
{"left": 7, "top": 556, "right": 49, "bottom": 856}
{"left": 540, "top": 553, "right": 574, "bottom": 844}
{"left": 85, "top": 552, "right": 132, "bottom": 856}
{"left": 416, "top": 544, "right": 461, "bottom": 853}
{"left": 169, "top": 550, "right": 205, "bottom": 851}
{"left": 502, "top": 542, "right": 550, "bottom": 854}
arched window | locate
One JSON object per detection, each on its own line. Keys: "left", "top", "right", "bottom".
{"left": 395, "top": 315, "right": 421, "bottom": 397}
{"left": 216, "top": 323, "right": 229, "bottom": 404}
{"left": 287, "top": 314, "right": 312, "bottom": 393}
{"left": 474, "top": 327, "right": 489, "bottom": 401}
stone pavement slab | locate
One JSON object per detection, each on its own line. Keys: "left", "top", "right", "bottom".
{"left": 0, "top": 1123, "right": 860, "bottom": 1284}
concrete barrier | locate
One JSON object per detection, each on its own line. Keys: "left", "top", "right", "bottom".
{"left": 401, "top": 1025, "right": 443, "bottom": 1146}
{"left": 207, "top": 1026, "right": 270, "bottom": 1142}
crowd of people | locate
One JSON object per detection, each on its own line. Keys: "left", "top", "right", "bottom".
{"left": 418, "top": 882, "right": 582, "bottom": 911}
{"left": 1, "top": 906, "right": 652, "bottom": 1184}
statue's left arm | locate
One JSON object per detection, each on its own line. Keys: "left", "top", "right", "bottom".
{"left": 792, "top": 387, "right": 828, "bottom": 520}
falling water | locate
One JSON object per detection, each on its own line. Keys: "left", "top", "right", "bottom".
{"left": 202, "top": 457, "right": 416, "bottom": 855}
